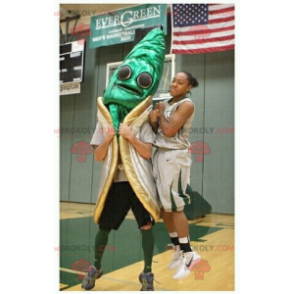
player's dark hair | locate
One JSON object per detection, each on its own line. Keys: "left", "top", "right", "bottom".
{"left": 182, "top": 71, "right": 199, "bottom": 88}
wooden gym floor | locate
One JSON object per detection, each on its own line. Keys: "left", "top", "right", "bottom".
{"left": 59, "top": 202, "right": 234, "bottom": 291}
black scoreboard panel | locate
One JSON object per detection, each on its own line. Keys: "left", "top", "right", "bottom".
{"left": 60, "top": 52, "right": 83, "bottom": 83}
{"left": 60, "top": 41, "right": 85, "bottom": 84}
{"left": 60, "top": 43, "right": 72, "bottom": 55}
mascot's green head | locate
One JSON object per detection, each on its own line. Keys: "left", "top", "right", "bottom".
{"left": 103, "top": 28, "right": 166, "bottom": 133}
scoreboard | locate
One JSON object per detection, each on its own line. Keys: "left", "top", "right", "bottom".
{"left": 60, "top": 40, "right": 85, "bottom": 84}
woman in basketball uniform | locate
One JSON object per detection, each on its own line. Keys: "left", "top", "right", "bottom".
{"left": 149, "top": 71, "right": 201, "bottom": 279}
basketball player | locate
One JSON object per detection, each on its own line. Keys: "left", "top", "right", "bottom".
{"left": 149, "top": 71, "right": 201, "bottom": 279}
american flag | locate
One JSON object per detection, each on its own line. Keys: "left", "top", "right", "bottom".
{"left": 171, "top": 4, "right": 235, "bottom": 54}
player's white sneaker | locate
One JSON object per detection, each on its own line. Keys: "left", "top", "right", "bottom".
{"left": 173, "top": 251, "right": 201, "bottom": 280}
{"left": 168, "top": 245, "right": 182, "bottom": 270}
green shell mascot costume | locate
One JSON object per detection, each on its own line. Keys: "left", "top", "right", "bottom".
{"left": 94, "top": 28, "right": 166, "bottom": 224}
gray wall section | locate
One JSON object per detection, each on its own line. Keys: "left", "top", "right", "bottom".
{"left": 202, "top": 51, "right": 234, "bottom": 214}
{"left": 60, "top": 35, "right": 234, "bottom": 214}
{"left": 176, "top": 50, "right": 235, "bottom": 214}
{"left": 60, "top": 96, "right": 75, "bottom": 201}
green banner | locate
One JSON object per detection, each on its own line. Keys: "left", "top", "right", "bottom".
{"left": 89, "top": 4, "right": 167, "bottom": 49}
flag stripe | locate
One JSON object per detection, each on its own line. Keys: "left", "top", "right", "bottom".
{"left": 173, "top": 35, "right": 235, "bottom": 45}
{"left": 171, "top": 3, "right": 235, "bottom": 54}
{"left": 174, "top": 31, "right": 234, "bottom": 41}
{"left": 208, "top": 9, "right": 235, "bottom": 21}
{"left": 208, "top": 6, "right": 235, "bottom": 15}
{"left": 174, "top": 26, "right": 235, "bottom": 41}
{"left": 208, "top": 16, "right": 234, "bottom": 24}
{"left": 208, "top": 4, "right": 234, "bottom": 11}
{"left": 173, "top": 21, "right": 235, "bottom": 33}
{"left": 172, "top": 44, "right": 235, "bottom": 54}
{"left": 172, "top": 38, "right": 235, "bottom": 50}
